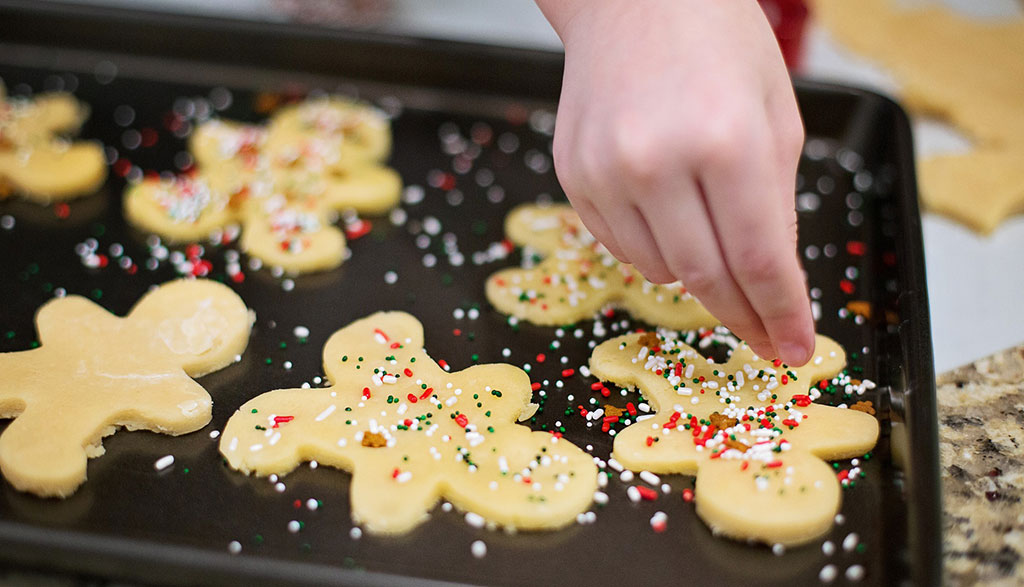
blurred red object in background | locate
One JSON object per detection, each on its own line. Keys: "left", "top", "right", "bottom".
{"left": 759, "top": 0, "right": 810, "bottom": 70}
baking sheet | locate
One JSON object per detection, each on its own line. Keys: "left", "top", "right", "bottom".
{"left": 0, "top": 4, "right": 940, "bottom": 585}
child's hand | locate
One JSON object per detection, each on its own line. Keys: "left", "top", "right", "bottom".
{"left": 537, "top": 0, "right": 814, "bottom": 365}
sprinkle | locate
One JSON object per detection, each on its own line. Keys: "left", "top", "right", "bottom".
{"left": 682, "top": 488, "right": 694, "bottom": 503}
{"left": 636, "top": 486, "right": 658, "bottom": 501}
{"left": 626, "top": 486, "right": 641, "bottom": 503}
{"left": 639, "top": 471, "right": 660, "bottom": 486}
{"left": 846, "top": 565, "right": 865, "bottom": 581}
{"left": 650, "top": 511, "right": 668, "bottom": 533}
{"left": 287, "top": 520, "right": 301, "bottom": 533}
{"left": 349, "top": 527, "right": 362, "bottom": 539}
{"left": 154, "top": 455, "right": 174, "bottom": 471}
{"left": 314, "top": 405, "right": 336, "bottom": 421}
{"left": 228, "top": 541, "right": 242, "bottom": 554}
{"left": 306, "top": 498, "right": 319, "bottom": 511}
{"left": 842, "top": 532, "right": 859, "bottom": 552}
{"left": 293, "top": 326, "right": 310, "bottom": 338}
{"left": 772, "top": 543, "right": 785, "bottom": 556}
{"left": 819, "top": 564, "right": 838, "bottom": 583}
{"left": 822, "top": 540, "right": 836, "bottom": 555}
{"left": 471, "top": 540, "right": 487, "bottom": 558}
{"left": 465, "top": 512, "right": 486, "bottom": 528}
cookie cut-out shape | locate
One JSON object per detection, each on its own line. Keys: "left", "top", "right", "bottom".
{"left": 123, "top": 97, "right": 401, "bottom": 273}
{"left": 220, "top": 311, "right": 598, "bottom": 534}
{"left": 812, "top": 0, "right": 1024, "bottom": 233}
{"left": 590, "top": 330, "right": 878, "bottom": 546}
{"left": 0, "top": 83, "right": 106, "bottom": 202}
{"left": 0, "top": 279, "right": 252, "bottom": 497}
{"left": 486, "top": 204, "right": 718, "bottom": 328}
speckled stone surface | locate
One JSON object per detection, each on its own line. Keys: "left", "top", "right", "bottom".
{"left": 938, "top": 344, "right": 1024, "bottom": 586}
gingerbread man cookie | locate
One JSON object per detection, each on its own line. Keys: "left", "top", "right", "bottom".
{"left": 0, "top": 279, "right": 252, "bottom": 497}
{"left": 123, "top": 97, "right": 401, "bottom": 273}
{"left": 0, "top": 83, "right": 106, "bottom": 202}
{"left": 221, "top": 311, "right": 598, "bottom": 534}
{"left": 486, "top": 204, "right": 718, "bottom": 329}
{"left": 589, "top": 330, "right": 878, "bottom": 546}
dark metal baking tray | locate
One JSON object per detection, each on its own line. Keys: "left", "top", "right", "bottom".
{"left": 0, "top": 2, "right": 940, "bottom": 585}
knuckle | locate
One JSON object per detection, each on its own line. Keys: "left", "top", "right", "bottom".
{"left": 607, "top": 117, "right": 671, "bottom": 185}
{"left": 697, "top": 112, "right": 752, "bottom": 167}
{"left": 735, "top": 247, "right": 785, "bottom": 288}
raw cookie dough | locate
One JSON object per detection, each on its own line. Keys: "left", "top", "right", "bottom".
{"left": 811, "top": 0, "right": 1024, "bottom": 233}
{"left": 0, "top": 279, "right": 252, "bottom": 497}
{"left": 486, "top": 203, "right": 718, "bottom": 328}
{"left": 220, "top": 311, "right": 598, "bottom": 534}
{"left": 0, "top": 83, "right": 106, "bottom": 201}
{"left": 123, "top": 97, "right": 401, "bottom": 272}
{"left": 589, "top": 329, "right": 878, "bottom": 546}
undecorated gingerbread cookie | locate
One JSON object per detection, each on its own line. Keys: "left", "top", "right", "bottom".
{"left": 486, "top": 204, "right": 718, "bottom": 329}
{"left": 589, "top": 330, "right": 878, "bottom": 546}
{"left": 123, "top": 97, "right": 401, "bottom": 273}
{"left": 220, "top": 311, "right": 598, "bottom": 534}
{"left": 0, "top": 83, "right": 106, "bottom": 201}
{"left": 811, "top": 0, "right": 1024, "bottom": 233}
{"left": 0, "top": 279, "right": 252, "bottom": 497}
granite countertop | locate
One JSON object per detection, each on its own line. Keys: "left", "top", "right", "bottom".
{"left": 938, "top": 344, "right": 1024, "bottom": 585}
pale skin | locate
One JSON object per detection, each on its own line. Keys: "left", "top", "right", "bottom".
{"left": 535, "top": 0, "right": 815, "bottom": 366}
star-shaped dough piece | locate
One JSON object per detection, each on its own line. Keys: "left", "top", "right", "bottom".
{"left": 590, "top": 330, "right": 878, "bottom": 546}
{"left": 0, "top": 83, "right": 106, "bottom": 202}
{"left": 123, "top": 98, "right": 401, "bottom": 273}
{"left": 486, "top": 204, "right": 718, "bottom": 329}
{"left": 220, "top": 311, "right": 598, "bottom": 534}
{"left": 0, "top": 279, "right": 253, "bottom": 497}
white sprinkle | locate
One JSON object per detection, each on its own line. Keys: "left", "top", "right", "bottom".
{"left": 349, "top": 527, "right": 362, "bottom": 539}
{"left": 465, "top": 512, "right": 486, "bottom": 528}
{"left": 274, "top": 482, "right": 286, "bottom": 492}
{"left": 846, "top": 565, "right": 865, "bottom": 581}
{"left": 471, "top": 540, "right": 487, "bottom": 558}
{"left": 287, "top": 520, "right": 301, "bottom": 533}
{"left": 315, "top": 405, "right": 336, "bottom": 421}
{"left": 819, "top": 564, "right": 838, "bottom": 583}
{"left": 620, "top": 470, "right": 634, "bottom": 483}
{"left": 154, "top": 455, "right": 175, "bottom": 471}
{"left": 842, "top": 532, "right": 859, "bottom": 552}
{"left": 227, "top": 540, "right": 242, "bottom": 554}
{"left": 306, "top": 498, "right": 319, "bottom": 510}
{"left": 626, "top": 486, "right": 641, "bottom": 503}
{"left": 384, "top": 271, "right": 398, "bottom": 284}
{"left": 309, "top": 460, "right": 318, "bottom": 469}
{"left": 593, "top": 491, "right": 609, "bottom": 505}
{"left": 822, "top": 540, "right": 836, "bottom": 556}
{"left": 396, "top": 471, "right": 413, "bottom": 483}
{"left": 639, "top": 471, "right": 660, "bottom": 486}
{"left": 209, "top": 430, "right": 220, "bottom": 439}
{"left": 607, "top": 458, "right": 624, "bottom": 472}
{"left": 772, "top": 543, "right": 786, "bottom": 556}
{"left": 293, "top": 325, "right": 310, "bottom": 338}
{"left": 835, "top": 513, "right": 846, "bottom": 525}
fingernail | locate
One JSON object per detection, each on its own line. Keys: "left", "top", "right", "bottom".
{"left": 777, "top": 341, "right": 812, "bottom": 366}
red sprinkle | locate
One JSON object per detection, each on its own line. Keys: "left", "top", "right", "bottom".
{"left": 403, "top": 368, "right": 414, "bottom": 378}
{"left": 840, "top": 279, "right": 856, "bottom": 294}
{"left": 392, "top": 468, "right": 400, "bottom": 479}
{"left": 362, "top": 387, "right": 371, "bottom": 399}
{"left": 419, "top": 387, "right": 433, "bottom": 400}
{"left": 682, "top": 488, "right": 694, "bottom": 502}
{"left": 531, "top": 382, "right": 542, "bottom": 391}
{"left": 766, "top": 461, "right": 784, "bottom": 469}
{"left": 646, "top": 436, "right": 655, "bottom": 447}
{"left": 54, "top": 203, "right": 71, "bottom": 219}
{"left": 345, "top": 219, "right": 372, "bottom": 240}
{"left": 561, "top": 368, "right": 575, "bottom": 378}
{"left": 455, "top": 414, "right": 468, "bottom": 428}
{"left": 590, "top": 382, "right": 604, "bottom": 390}
{"left": 637, "top": 486, "right": 658, "bottom": 501}
{"left": 272, "top": 415, "right": 294, "bottom": 428}
{"left": 536, "top": 353, "right": 546, "bottom": 363}
{"left": 626, "top": 402, "right": 637, "bottom": 416}
{"left": 406, "top": 393, "right": 418, "bottom": 404}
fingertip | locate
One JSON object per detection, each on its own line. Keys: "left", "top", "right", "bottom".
{"left": 776, "top": 339, "right": 813, "bottom": 367}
